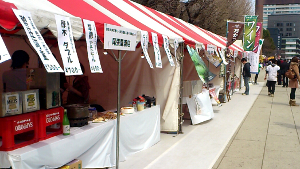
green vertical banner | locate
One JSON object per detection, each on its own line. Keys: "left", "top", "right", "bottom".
{"left": 243, "top": 15, "right": 258, "bottom": 51}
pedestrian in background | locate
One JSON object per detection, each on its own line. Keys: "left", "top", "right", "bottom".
{"left": 254, "top": 62, "right": 262, "bottom": 85}
{"left": 289, "top": 57, "right": 300, "bottom": 106}
{"left": 281, "top": 59, "right": 290, "bottom": 87}
{"left": 241, "top": 58, "right": 251, "bottom": 95}
{"left": 264, "top": 59, "right": 280, "bottom": 97}
{"left": 276, "top": 56, "right": 283, "bottom": 85}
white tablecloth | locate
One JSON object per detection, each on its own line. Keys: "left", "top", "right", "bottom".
{"left": 0, "top": 105, "right": 160, "bottom": 169}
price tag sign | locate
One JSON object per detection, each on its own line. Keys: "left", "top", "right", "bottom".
{"left": 5, "top": 93, "right": 20, "bottom": 114}
{"left": 83, "top": 19, "right": 103, "bottom": 73}
{"left": 55, "top": 14, "right": 82, "bottom": 76}
{"left": 141, "top": 31, "right": 153, "bottom": 68}
{"left": 25, "top": 93, "right": 37, "bottom": 111}
{"left": 104, "top": 23, "right": 137, "bottom": 51}
{"left": 151, "top": 32, "right": 162, "bottom": 68}
{"left": 162, "top": 35, "right": 175, "bottom": 66}
{"left": 13, "top": 9, "right": 63, "bottom": 72}
{"left": 0, "top": 34, "right": 10, "bottom": 64}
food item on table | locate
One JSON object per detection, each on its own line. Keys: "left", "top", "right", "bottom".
{"left": 93, "top": 117, "right": 104, "bottom": 122}
{"left": 101, "top": 111, "right": 117, "bottom": 120}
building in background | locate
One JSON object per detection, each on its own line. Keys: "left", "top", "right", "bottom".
{"left": 258, "top": 0, "right": 300, "bottom": 59}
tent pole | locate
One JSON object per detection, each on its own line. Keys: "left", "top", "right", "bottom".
{"left": 223, "top": 49, "right": 227, "bottom": 103}
{"left": 116, "top": 50, "right": 121, "bottom": 169}
{"left": 178, "top": 43, "right": 184, "bottom": 134}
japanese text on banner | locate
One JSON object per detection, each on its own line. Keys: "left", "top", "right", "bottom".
{"left": 13, "top": 9, "right": 63, "bottom": 73}
{"left": 162, "top": 35, "right": 175, "bottom": 66}
{"left": 83, "top": 19, "right": 103, "bottom": 73}
{"left": 55, "top": 14, "right": 82, "bottom": 76}
{"left": 0, "top": 34, "right": 11, "bottom": 64}
{"left": 151, "top": 32, "right": 162, "bottom": 68}
{"left": 253, "top": 22, "right": 262, "bottom": 53}
{"left": 141, "top": 31, "right": 153, "bottom": 68}
{"left": 243, "top": 15, "right": 258, "bottom": 51}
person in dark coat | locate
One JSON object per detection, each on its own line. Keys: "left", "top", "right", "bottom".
{"left": 242, "top": 58, "right": 251, "bottom": 95}
{"left": 281, "top": 59, "right": 290, "bottom": 87}
{"left": 276, "top": 56, "right": 282, "bottom": 85}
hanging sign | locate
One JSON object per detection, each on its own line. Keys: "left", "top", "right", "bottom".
{"left": 217, "top": 48, "right": 228, "bottom": 65}
{"left": 0, "top": 34, "right": 10, "bottom": 64}
{"left": 104, "top": 23, "right": 137, "bottom": 51}
{"left": 174, "top": 38, "right": 180, "bottom": 65}
{"left": 243, "top": 15, "right": 258, "bottom": 51}
{"left": 55, "top": 14, "right": 82, "bottom": 76}
{"left": 13, "top": 9, "right": 63, "bottom": 73}
{"left": 162, "top": 35, "right": 175, "bottom": 66}
{"left": 83, "top": 19, "right": 103, "bottom": 73}
{"left": 226, "top": 21, "right": 244, "bottom": 47}
{"left": 151, "top": 32, "right": 162, "bottom": 68}
{"left": 248, "top": 51, "right": 259, "bottom": 74}
{"left": 141, "top": 31, "right": 153, "bottom": 68}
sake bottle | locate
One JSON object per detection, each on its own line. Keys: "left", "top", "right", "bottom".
{"left": 63, "top": 109, "right": 70, "bottom": 135}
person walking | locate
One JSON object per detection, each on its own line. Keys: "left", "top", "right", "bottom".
{"left": 289, "top": 57, "right": 300, "bottom": 106}
{"left": 276, "top": 56, "right": 282, "bottom": 85}
{"left": 264, "top": 59, "right": 280, "bottom": 97}
{"left": 241, "top": 58, "right": 251, "bottom": 95}
{"left": 281, "top": 59, "right": 290, "bottom": 87}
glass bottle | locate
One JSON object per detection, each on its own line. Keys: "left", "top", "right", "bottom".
{"left": 63, "top": 109, "right": 70, "bottom": 135}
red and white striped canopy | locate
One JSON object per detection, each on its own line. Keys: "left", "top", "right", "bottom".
{"left": 0, "top": 0, "right": 243, "bottom": 51}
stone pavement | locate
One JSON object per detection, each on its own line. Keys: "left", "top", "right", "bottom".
{"left": 213, "top": 85, "right": 300, "bottom": 169}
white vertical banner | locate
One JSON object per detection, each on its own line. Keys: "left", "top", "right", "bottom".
{"left": 83, "top": 19, "right": 103, "bottom": 73}
{"left": 55, "top": 14, "right": 82, "bottom": 76}
{"left": 0, "top": 34, "right": 10, "bottom": 64}
{"left": 13, "top": 9, "right": 63, "bottom": 72}
{"left": 141, "top": 31, "right": 153, "bottom": 68}
{"left": 151, "top": 32, "right": 162, "bottom": 68}
{"left": 234, "top": 50, "right": 238, "bottom": 58}
{"left": 174, "top": 38, "right": 180, "bottom": 66}
{"left": 162, "top": 35, "right": 175, "bottom": 66}
{"left": 248, "top": 51, "right": 259, "bottom": 73}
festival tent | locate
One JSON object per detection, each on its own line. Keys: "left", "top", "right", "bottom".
{"left": 0, "top": 0, "right": 244, "bottom": 132}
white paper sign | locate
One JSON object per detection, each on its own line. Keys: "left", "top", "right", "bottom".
{"left": 162, "top": 35, "right": 175, "bottom": 66}
{"left": 25, "top": 93, "right": 37, "bottom": 111}
{"left": 104, "top": 24, "right": 137, "bottom": 51}
{"left": 13, "top": 9, "right": 63, "bottom": 73}
{"left": 141, "top": 31, "right": 153, "bottom": 68}
{"left": 83, "top": 19, "right": 103, "bottom": 73}
{"left": 174, "top": 38, "right": 180, "bottom": 66}
{"left": 234, "top": 50, "right": 238, "bottom": 58}
{"left": 55, "top": 14, "right": 82, "bottom": 76}
{"left": 0, "top": 34, "right": 11, "bottom": 64}
{"left": 151, "top": 32, "right": 162, "bottom": 68}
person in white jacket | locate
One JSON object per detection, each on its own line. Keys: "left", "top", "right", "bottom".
{"left": 264, "top": 59, "right": 280, "bottom": 97}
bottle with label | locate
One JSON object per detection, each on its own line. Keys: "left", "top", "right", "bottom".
{"left": 63, "top": 109, "right": 70, "bottom": 135}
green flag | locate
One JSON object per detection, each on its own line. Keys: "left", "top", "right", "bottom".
{"left": 243, "top": 15, "right": 258, "bottom": 51}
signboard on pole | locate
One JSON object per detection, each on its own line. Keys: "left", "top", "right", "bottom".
{"left": 0, "top": 34, "right": 10, "bottom": 64}
{"left": 55, "top": 14, "right": 82, "bottom": 76}
{"left": 253, "top": 22, "right": 262, "bottom": 53}
{"left": 13, "top": 9, "right": 63, "bottom": 73}
{"left": 227, "top": 21, "right": 244, "bottom": 47}
{"left": 83, "top": 19, "right": 103, "bottom": 73}
{"left": 152, "top": 32, "right": 162, "bottom": 68}
{"left": 104, "top": 24, "right": 137, "bottom": 51}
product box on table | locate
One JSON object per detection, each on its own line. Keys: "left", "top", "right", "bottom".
{"left": 37, "top": 107, "right": 64, "bottom": 141}
{"left": 1, "top": 91, "right": 22, "bottom": 117}
{"left": 58, "top": 159, "right": 82, "bottom": 169}
{"left": 0, "top": 112, "right": 38, "bottom": 151}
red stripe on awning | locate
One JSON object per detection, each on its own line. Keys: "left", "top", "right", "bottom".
{"left": 0, "top": 0, "right": 19, "bottom": 31}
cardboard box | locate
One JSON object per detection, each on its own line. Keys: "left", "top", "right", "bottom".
{"left": 59, "top": 159, "right": 82, "bottom": 169}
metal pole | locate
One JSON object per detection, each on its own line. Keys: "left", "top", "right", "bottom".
{"left": 178, "top": 43, "right": 184, "bottom": 134}
{"left": 116, "top": 50, "right": 121, "bottom": 169}
{"left": 223, "top": 49, "right": 227, "bottom": 103}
